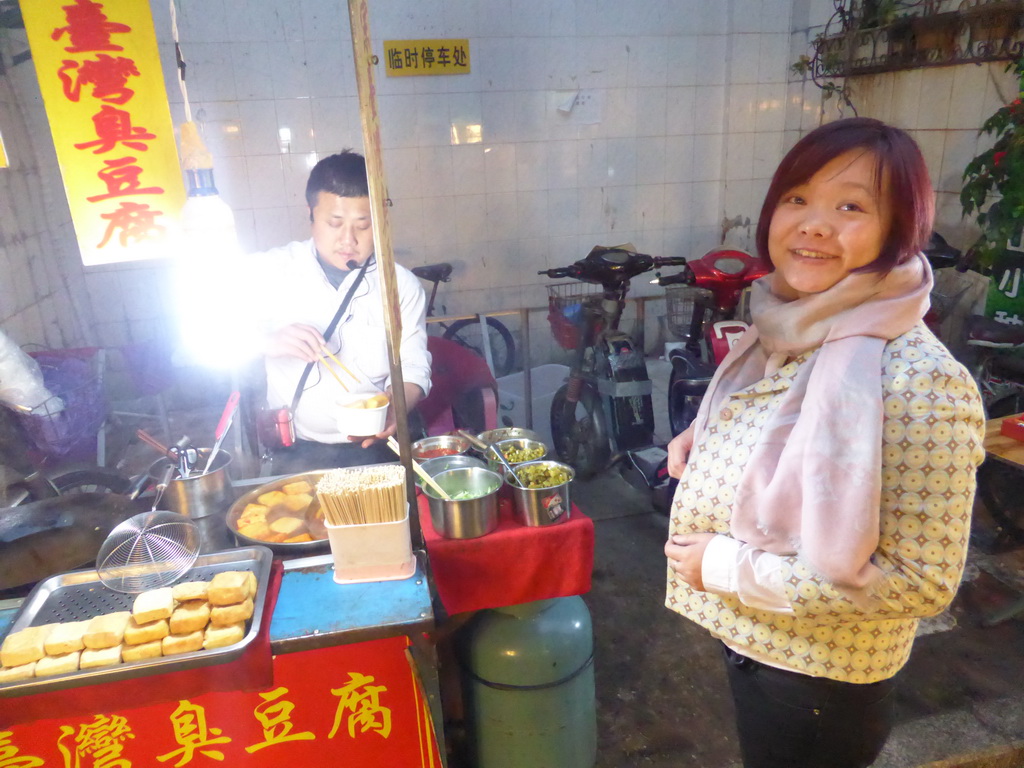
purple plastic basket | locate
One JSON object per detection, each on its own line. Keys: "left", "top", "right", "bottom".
{"left": 19, "top": 351, "right": 105, "bottom": 460}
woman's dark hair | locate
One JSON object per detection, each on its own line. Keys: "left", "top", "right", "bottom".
{"left": 305, "top": 149, "right": 370, "bottom": 210}
{"left": 754, "top": 118, "right": 934, "bottom": 274}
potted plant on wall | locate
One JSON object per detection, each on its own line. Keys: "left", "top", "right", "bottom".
{"left": 960, "top": 56, "right": 1024, "bottom": 323}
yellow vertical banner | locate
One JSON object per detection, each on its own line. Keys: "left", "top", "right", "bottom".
{"left": 0, "top": 130, "right": 8, "bottom": 168}
{"left": 22, "top": 0, "right": 185, "bottom": 266}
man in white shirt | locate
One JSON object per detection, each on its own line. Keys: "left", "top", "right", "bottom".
{"left": 244, "top": 150, "right": 431, "bottom": 474}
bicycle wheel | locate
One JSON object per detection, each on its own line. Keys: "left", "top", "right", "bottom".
{"left": 443, "top": 317, "right": 516, "bottom": 378}
{"left": 978, "top": 391, "right": 1024, "bottom": 542}
{"left": 550, "top": 382, "right": 611, "bottom": 479}
{"left": 48, "top": 466, "right": 132, "bottom": 495}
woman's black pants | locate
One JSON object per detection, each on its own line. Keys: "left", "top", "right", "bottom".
{"left": 722, "top": 644, "right": 899, "bottom": 768}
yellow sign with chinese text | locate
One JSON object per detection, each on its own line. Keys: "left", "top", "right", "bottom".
{"left": 22, "top": 0, "right": 185, "bottom": 266}
{"left": 384, "top": 39, "right": 470, "bottom": 77}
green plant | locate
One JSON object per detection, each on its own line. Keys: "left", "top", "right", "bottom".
{"left": 960, "top": 56, "right": 1024, "bottom": 269}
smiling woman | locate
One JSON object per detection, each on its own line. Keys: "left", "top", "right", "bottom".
{"left": 663, "top": 118, "right": 985, "bottom": 768}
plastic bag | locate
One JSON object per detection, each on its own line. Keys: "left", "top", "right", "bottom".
{"left": 0, "top": 331, "right": 55, "bottom": 410}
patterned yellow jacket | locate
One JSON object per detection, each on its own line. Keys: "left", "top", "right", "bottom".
{"left": 666, "top": 323, "right": 986, "bottom": 683}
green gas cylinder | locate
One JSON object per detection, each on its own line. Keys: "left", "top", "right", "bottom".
{"left": 457, "top": 596, "right": 597, "bottom": 768}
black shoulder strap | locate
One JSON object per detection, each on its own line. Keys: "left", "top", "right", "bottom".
{"left": 289, "top": 256, "right": 372, "bottom": 413}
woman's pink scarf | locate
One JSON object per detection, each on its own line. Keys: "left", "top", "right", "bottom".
{"left": 690, "top": 254, "right": 933, "bottom": 596}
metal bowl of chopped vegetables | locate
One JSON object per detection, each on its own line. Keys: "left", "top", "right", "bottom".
{"left": 509, "top": 460, "right": 575, "bottom": 527}
{"left": 486, "top": 438, "right": 547, "bottom": 477}
{"left": 422, "top": 467, "right": 503, "bottom": 539}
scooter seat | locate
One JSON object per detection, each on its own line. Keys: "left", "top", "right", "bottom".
{"left": 412, "top": 263, "right": 453, "bottom": 283}
{"left": 966, "top": 315, "right": 1024, "bottom": 349}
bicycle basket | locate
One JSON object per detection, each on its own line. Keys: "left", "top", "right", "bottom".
{"left": 18, "top": 349, "right": 105, "bottom": 461}
{"left": 546, "top": 283, "right": 603, "bottom": 351}
{"left": 664, "top": 286, "right": 713, "bottom": 340}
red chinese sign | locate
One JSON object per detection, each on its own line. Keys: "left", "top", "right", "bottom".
{"left": 22, "top": 0, "right": 185, "bottom": 265}
{"left": 0, "top": 636, "right": 441, "bottom": 766}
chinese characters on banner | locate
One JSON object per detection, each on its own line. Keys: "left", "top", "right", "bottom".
{"left": 384, "top": 39, "right": 471, "bottom": 77}
{"left": 21, "top": 0, "right": 185, "bottom": 266}
{"left": 986, "top": 236, "right": 1024, "bottom": 326}
{"left": 0, "top": 636, "right": 441, "bottom": 767}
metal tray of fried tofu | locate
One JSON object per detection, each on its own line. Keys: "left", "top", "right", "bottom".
{"left": 0, "top": 545, "right": 273, "bottom": 697}
{"left": 226, "top": 470, "right": 332, "bottom": 555}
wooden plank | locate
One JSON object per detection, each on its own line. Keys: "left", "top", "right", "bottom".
{"left": 984, "top": 413, "right": 1024, "bottom": 469}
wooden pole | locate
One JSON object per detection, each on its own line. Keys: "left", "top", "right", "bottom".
{"left": 346, "top": 0, "right": 420, "bottom": 544}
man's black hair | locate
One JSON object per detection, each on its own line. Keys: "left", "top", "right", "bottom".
{"left": 305, "top": 149, "right": 369, "bottom": 209}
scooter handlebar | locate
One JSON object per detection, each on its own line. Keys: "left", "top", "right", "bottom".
{"left": 653, "top": 256, "right": 688, "bottom": 267}
{"left": 652, "top": 270, "right": 694, "bottom": 287}
{"left": 538, "top": 267, "right": 574, "bottom": 279}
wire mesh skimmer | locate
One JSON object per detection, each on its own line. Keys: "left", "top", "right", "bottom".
{"left": 96, "top": 510, "right": 201, "bottom": 593}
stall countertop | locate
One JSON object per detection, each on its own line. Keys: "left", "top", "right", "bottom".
{"left": 0, "top": 551, "right": 435, "bottom": 655}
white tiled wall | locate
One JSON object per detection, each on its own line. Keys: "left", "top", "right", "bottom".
{"left": 0, "top": 0, "right": 1016, "bottom": 365}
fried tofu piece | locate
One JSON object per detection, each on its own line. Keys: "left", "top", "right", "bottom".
{"left": 208, "top": 571, "right": 251, "bottom": 605}
{"left": 123, "top": 616, "right": 169, "bottom": 646}
{"left": 172, "top": 580, "right": 210, "bottom": 603}
{"left": 35, "top": 651, "right": 80, "bottom": 677}
{"left": 256, "top": 490, "right": 287, "bottom": 507}
{"left": 210, "top": 597, "right": 254, "bottom": 627}
{"left": 80, "top": 644, "right": 122, "bottom": 669}
{"left": 269, "top": 516, "right": 306, "bottom": 539}
{"left": 281, "top": 493, "right": 313, "bottom": 513}
{"left": 0, "top": 662, "right": 36, "bottom": 682}
{"left": 44, "top": 620, "right": 90, "bottom": 656}
{"left": 169, "top": 601, "right": 210, "bottom": 634}
{"left": 237, "top": 521, "right": 272, "bottom": 541}
{"left": 203, "top": 622, "right": 245, "bottom": 650}
{"left": 162, "top": 630, "right": 203, "bottom": 656}
{"left": 83, "top": 612, "right": 131, "bottom": 650}
{"left": 132, "top": 587, "right": 174, "bottom": 624}
{"left": 284, "top": 533, "right": 313, "bottom": 543}
{"left": 1, "top": 624, "right": 57, "bottom": 667}
{"left": 282, "top": 480, "right": 313, "bottom": 495}
{"left": 122, "top": 640, "right": 163, "bottom": 662}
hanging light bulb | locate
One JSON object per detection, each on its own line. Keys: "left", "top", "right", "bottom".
{"left": 173, "top": 121, "right": 248, "bottom": 369}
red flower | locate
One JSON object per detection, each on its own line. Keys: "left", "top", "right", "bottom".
{"left": 994, "top": 151, "right": 1007, "bottom": 167}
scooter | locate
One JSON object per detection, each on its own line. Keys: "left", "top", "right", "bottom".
{"left": 654, "top": 249, "right": 771, "bottom": 436}
{"left": 539, "top": 246, "right": 688, "bottom": 478}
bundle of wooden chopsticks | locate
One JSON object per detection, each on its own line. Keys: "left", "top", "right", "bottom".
{"left": 319, "top": 348, "right": 360, "bottom": 391}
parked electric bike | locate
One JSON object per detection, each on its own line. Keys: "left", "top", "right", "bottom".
{"left": 539, "top": 246, "right": 688, "bottom": 478}
{"left": 653, "top": 248, "right": 771, "bottom": 436}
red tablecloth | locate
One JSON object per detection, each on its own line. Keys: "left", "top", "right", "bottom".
{"left": 418, "top": 492, "right": 594, "bottom": 615}
{"left": 0, "top": 559, "right": 282, "bottom": 727}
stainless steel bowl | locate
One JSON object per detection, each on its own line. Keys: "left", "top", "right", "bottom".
{"left": 509, "top": 460, "right": 575, "bottom": 526}
{"left": 486, "top": 438, "right": 548, "bottom": 478}
{"left": 475, "top": 427, "right": 543, "bottom": 449}
{"left": 422, "top": 466, "right": 502, "bottom": 539}
{"left": 411, "top": 434, "right": 471, "bottom": 462}
{"left": 225, "top": 470, "right": 330, "bottom": 555}
{"left": 416, "top": 454, "right": 487, "bottom": 488}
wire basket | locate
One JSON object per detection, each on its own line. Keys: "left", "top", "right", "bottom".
{"left": 18, "top": 349, "right": 106, "bottom": 461}
{"left": 96, "top": 510, "right": 201, "bottom": 594}
{"left": 664, "top": 286, "right": 714, "bottom": 340}
{"left": 546, "top": 283, "right": 603, "bottom": 350}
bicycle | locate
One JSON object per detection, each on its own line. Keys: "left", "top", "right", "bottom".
{"left": 411, "top": 262, "right": 517, "bottom": 378}
{"left": 539, "top": 245, "right": 688, "bottom": 478}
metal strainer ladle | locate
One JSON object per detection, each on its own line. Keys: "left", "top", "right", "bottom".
{"left": 96, "top": 466, "right": 200, "bottom": 593}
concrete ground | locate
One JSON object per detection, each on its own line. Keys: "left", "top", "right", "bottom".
{"left": 101, "top": 357, "right": 1024, "bottom": 768}
{"left": 572, "top": 359, "right": 1024, "bottom": 768}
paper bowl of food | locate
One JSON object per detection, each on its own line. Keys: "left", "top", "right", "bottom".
{"left": 411, "top": 434, "right": 471, "bottom": 462}
{"left": 337, "top": 391, "right": 390, "bottom": 437}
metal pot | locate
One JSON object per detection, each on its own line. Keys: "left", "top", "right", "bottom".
{"left": 147, "top": 448, "right": 233, "bottom": 520}
{"left": 509, "top": 460, "right": 574, "bottom": 527}
{"left": 416, "top": 454, "right": 487, "bottom": 489}
{"left": 423, "top": 466, "right": 502, "bottom": 539}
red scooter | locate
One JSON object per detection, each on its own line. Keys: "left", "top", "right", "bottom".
{"left": 654, "top": 249, "right": 770, "bottom": 436}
